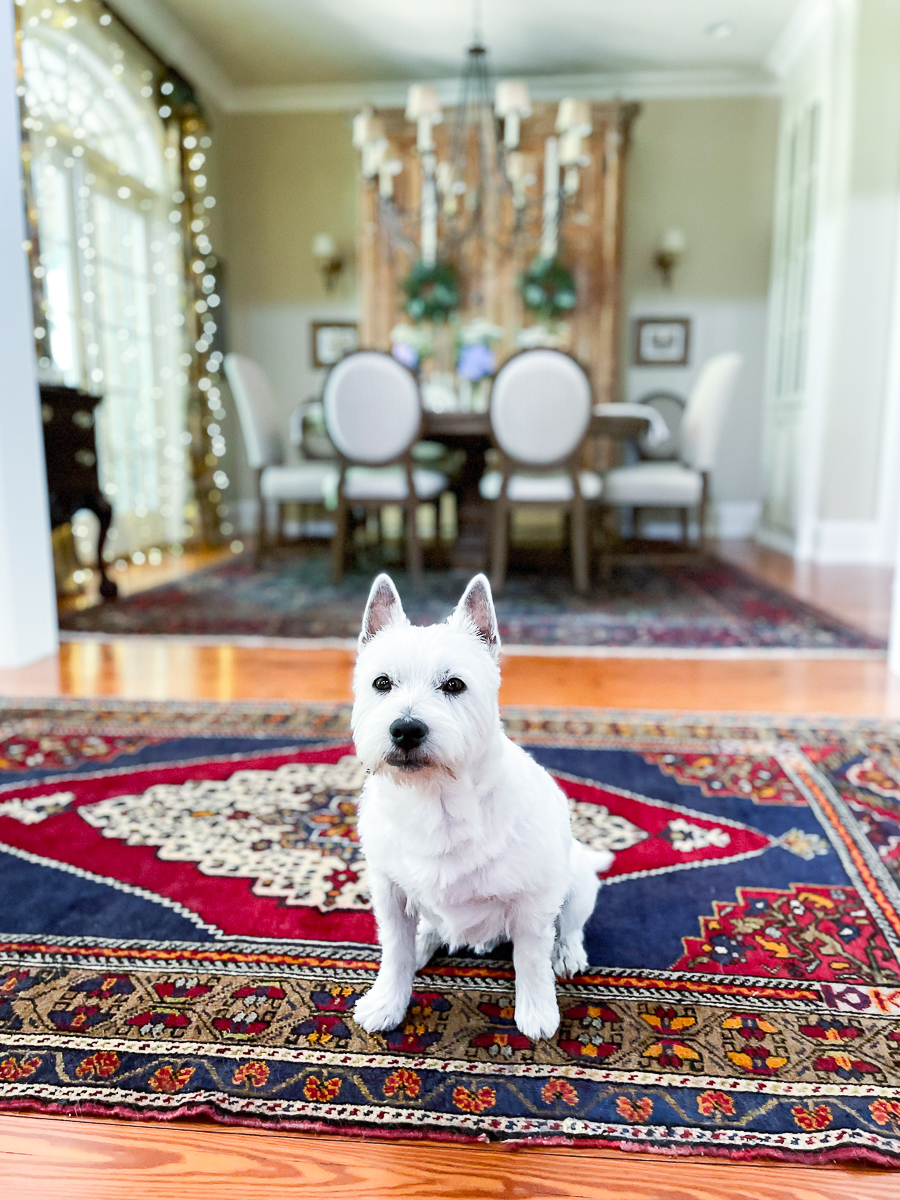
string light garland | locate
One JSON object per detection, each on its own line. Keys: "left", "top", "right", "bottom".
{"left": 14, "top": 0, "right": 230, "bottom": 564}
{"left": 162, "top": 70, "right": 228, "bottom": 547}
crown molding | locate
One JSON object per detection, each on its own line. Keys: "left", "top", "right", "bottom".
{"left": 106, "top": 0, "right": 779, "bottom": 116}
{"left": 765, "top": 0, "right": 829, "bottom": 78}
{"left": 106, "top": 0, "right": 238, "bottom": 111}
{"left": 222, "top": 67, "right": 779, "bottom": 115}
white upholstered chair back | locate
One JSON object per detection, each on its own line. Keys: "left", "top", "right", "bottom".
{"left": 323, "top": 351, "right": 421, "bottom": 465}
{"left": 680, "top": 352, "right": 743, "bottom": 472}
{"left": 224, "top": 353, "right": 284, "bottom": 470}
{"left": 490, "top": 350, "right": 592, "bottom": 466}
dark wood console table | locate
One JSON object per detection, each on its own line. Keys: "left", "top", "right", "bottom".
{"left": 40, "top": 385, "right": 118, "bottom": 600}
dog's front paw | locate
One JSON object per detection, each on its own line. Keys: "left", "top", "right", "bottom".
{"left": 592, "top": 848, "right": 614, "bottom": 874}
{"left": 353, "top": 985, "right": 411, "bottom": 1033}
{"left": 552, "top": 936, "right": 588, "bottom": 979}
{"left": 514, "top": 994, "right": 560, "bottom": 1042}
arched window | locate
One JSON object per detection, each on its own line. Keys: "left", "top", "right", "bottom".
{"left": 21, "top": 19, "right": 190, "bottom": 558}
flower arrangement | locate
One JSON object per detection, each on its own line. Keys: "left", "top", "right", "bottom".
{"left": 402, "top": 260, "right": 459, "bottom": 323}
{"left": 389, "top": 322, "right": 434, "bottom": 371}
{"left": 521, "top": 256, "right": 577, "bottom": 319}
{"left": 515, "top": 321, "right": 572, "bottom": 350}
{"left": 456, "top": 318, "right": 503, "bottom": 381}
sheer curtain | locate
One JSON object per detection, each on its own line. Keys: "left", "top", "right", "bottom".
{"left": 19, "top": 4, "right": 192, "bottom": 558}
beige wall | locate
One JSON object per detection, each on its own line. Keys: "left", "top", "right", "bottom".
{"left": 219, "top": 111, "right": 358, "bottom": 307}
{"left": 621, "top": 97, "right": 780, "bottom": 521}
{"left": 213, "top": 110, "right": 360, "bottom": 510}
{"left": 623, "top": 96, "right": 780, "bottom": 302}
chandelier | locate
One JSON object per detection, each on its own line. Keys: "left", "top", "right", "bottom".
{"left": 351, "top": 33, "right": 594, "bottom": 269}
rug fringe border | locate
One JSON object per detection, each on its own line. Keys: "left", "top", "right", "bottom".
{"left": 2, "top": 1097, "right": 898, "bottom": 1168}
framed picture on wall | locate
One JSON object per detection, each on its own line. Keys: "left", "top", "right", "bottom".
{"left": 311, "top": 321, "right": 359, "bottom": 368}
{"left": 634, "top": 317, "right": 691, "bottom": 366}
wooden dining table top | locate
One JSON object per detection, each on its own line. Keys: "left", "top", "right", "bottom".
{"left": 421, "top": 408, "right": 652, "bottom": 440}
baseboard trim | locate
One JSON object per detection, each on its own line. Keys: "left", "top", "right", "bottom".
{"left": 755, "top": 525, "right": 796, "bottom": 556}
{"left": 811, "top": 520, "right": 890, "bottom": 565}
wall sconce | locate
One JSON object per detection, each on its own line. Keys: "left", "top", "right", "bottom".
{"left": 654, "top": 227, "right": 687, "bottom": 288}
{"left": 312, "top": 233, "right": 344, "bottom": 291}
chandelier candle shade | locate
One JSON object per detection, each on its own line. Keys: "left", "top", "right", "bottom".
{"left": 541, "top": 136, "right": 561, "bottom": 260}
{"left": 405, "top": 87, "right": 441, "bottom": 268}
{"left": 495, "top": 79, "right": 532, "bottom": 149}
{"left": 405, "top": 84, "right": 442, "bottom": 152}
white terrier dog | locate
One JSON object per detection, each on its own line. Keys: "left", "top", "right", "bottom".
{"left": 351, "top": 572, "right": 612, "bottom": 1041}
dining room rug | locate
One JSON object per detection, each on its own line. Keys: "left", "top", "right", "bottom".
{"left": 2, "top": 698, "right": 900, "bottom": 1163}
{"left": 58, "top": 549, "right": 884, "bottom": 653}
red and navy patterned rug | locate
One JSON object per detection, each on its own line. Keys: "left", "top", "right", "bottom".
{"left": 59, "top": 550, "right": 884, "bottom": 651}
{"left": 2, "top": 699, "right": 900, "bottom": 1164}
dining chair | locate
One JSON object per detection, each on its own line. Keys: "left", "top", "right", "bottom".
{"left": 479, "top": 349, "right": 602, "bottom": 595}
{"left": 224, "top": 353, "right": 335, "bottom": 565}
{"left": 322, "top": 350, "right": 448, "bottom": 586}
{"left": 601, "top": 353, "right": 743, "bottom": 545}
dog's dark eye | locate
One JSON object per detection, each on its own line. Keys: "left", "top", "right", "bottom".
{"left": 440, "top": 677, "right": 466, "bottom": 696}
{"left": 373, "top": 675, "right": 392, "bottom": 693}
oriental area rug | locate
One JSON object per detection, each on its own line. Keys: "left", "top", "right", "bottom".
{"left": 2, "top": 699, "right": 900, "bottom": 1165}
{"left": 58, "top": 550, "right": 884, "bottom": 653}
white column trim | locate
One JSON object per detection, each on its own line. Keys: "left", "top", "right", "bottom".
{"left": 0, "top": 1, "right": 58, "bottom": 668}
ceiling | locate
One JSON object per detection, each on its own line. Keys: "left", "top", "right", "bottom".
{"left": 122, "top": 0, "right": 802, "bottom": 95}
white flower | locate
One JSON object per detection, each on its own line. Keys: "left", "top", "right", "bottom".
{"left": 459, "top": 318, "right": 504, "bottom": 346}
{"left": 389, "top": 323, "right": 434, "bottom": 354}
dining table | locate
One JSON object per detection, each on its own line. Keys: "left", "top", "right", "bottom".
{"left": 421, "top": 406, "right": 660, "bottom": 568}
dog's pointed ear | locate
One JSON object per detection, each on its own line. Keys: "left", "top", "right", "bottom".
{"left": 360, "top": 573, "right": 407, "bottom": 646}
{"left": 452, "top": 574, "right": 500, "bottom": 659}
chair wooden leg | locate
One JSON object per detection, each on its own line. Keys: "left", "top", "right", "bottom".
{"left": 405, "top": 499, "right": 423, "bottom": 588}
{"left": 330, "top": 498, "right": 348, "bottom": 584}
{"left": 633, "top": 507, "right": 642, "bottom": 540}
{"left": 596, "top": 505, "right": 613, "bottom": 582}
{"left": 254, "top": 471, "right": 266, "bottom": 567}
{"left": 699, "top": 473, "right": 710, "bottom": 548}
{"left": 680, "top": 508, "right": 690, "bottom": 547}
{"left": 571, "top": 495, "right": 589, "bottom": 595}
{"left": 490, "top": 497, "right": 509, "bottom": 594}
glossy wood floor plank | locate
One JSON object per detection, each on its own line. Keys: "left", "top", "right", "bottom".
{"left": 0, "top": 642, "right": 895, "bottom": 716}
{"left": 1, "top": 1115, "right": 897, "bottom": 1200}
{"left": 715, "top": 539, "right": 893, "bottom": 642}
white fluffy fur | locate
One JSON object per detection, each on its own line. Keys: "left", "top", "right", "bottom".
{"left": 351, "top": 572, "right": 612, "bottom": 1041}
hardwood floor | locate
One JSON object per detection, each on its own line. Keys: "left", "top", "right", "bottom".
{"left": 1, "top": 541, "right": 898, "bottom": 1198}
{"left": 1, "top": 640, "right": 899, "bottom": 716}
{"left": 3, "top": 1113, "right": 898, "bottom": 1200}
{"left": 716, "top": 539, "right": 893, "bottom": 642}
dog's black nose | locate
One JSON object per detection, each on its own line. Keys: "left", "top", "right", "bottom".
{"left": 390, "top": 717, "right": 428, "bottom": 750}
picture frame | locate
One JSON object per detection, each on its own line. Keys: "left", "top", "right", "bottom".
{"left": 633, "top": 317, "right": 691, "bottom": 367}
{"left": 311, "top": 321, "right": 359, "bottom": 368}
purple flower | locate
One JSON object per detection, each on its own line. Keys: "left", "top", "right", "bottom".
{"left": 457, "top": 343, "right": 496, "bottom": 381}
{"left": 391, "top": 342, "right": 419, "bottom": 369}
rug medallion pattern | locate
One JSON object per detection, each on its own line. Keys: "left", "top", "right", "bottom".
{"left": 2, "top": 700, "right": 900, "bottom": 1163}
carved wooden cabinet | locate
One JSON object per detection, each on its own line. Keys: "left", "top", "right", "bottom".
{"left": 40, "top": 385, "right": 118, "bottom": 599}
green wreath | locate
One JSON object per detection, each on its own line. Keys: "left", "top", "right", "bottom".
{"left": 521, "top": 256, "right": 577, "bottom": 319}
{"left": 402, "top": 260, "right": 458, "bottom": 323}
